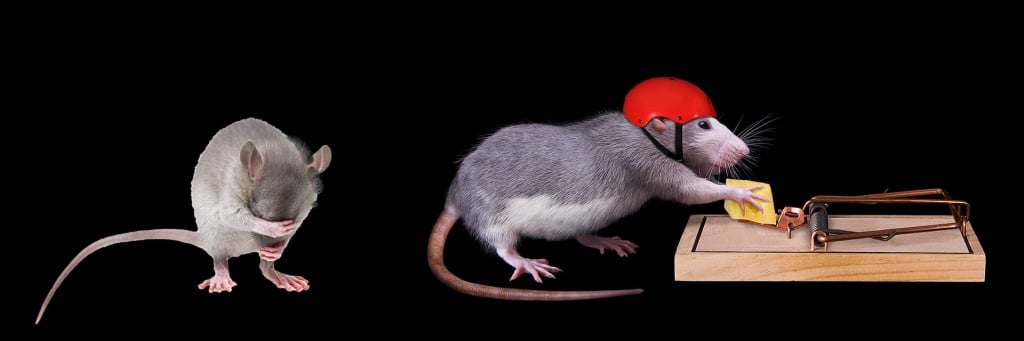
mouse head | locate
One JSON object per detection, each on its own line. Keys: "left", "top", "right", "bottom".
{"left": 240, "top": 140, "right": 332, "bottom": 223}
{"left": 624, "top": 76, "right": 748, "bottom": 176}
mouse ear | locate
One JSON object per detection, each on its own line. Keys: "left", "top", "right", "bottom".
{"left": 240, "top": 141, "right": 265, "bottom": 181}
{"left": 308, "top": 145, "right": 332, "bottom": 174}
{"left": 651, "top": 118, "right": 669, "bottom": 134}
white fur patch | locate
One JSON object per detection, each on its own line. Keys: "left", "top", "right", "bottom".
{"left": 489, "top": 194, "right": 642, "bottom": 242}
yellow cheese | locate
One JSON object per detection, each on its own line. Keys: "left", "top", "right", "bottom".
{"left": 723, "top": 178, "right": 777, "bottom": 226}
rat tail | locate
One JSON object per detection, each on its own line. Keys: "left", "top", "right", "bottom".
{"left": 427, "top": 206, "right": 644, "bottom": 301}
{"left": 36, "top": 229, "right": 202, "bottom": 325}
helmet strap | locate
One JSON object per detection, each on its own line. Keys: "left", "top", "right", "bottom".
{"left": 640, "top": 123, "right": 686, "bottom": 164}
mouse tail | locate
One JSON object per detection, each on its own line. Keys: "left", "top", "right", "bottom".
{"left": 36, "top": 229, "right": 201, "bottom": 325}
{"left": 427, "top": 207, "right": 644, "bottom": 301}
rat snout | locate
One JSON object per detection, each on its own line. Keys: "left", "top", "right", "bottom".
{"left": 735, "top": 142, "right": 750, "bottom": 158}
{"left": 718, "top": 140, "right": 750, "bottom": 167}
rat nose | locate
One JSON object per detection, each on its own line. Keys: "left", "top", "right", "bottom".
{"left": 719, "top": 142, "right": 749, "bottom": 166}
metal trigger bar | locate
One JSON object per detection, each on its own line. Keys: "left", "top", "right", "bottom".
{"left": 773, "top": 188, "right": 970, "bottom": 251}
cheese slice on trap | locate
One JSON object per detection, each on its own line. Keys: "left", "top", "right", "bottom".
{"left": 723, "top": 179, "right": 777, "bottom": 226}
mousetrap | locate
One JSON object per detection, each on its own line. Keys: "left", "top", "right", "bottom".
{"left": 675, "top": 187, "right": 985, "bottom": 282}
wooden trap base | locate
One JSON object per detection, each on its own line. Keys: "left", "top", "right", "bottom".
{"left": 674, "top": 215, "right": 985, "bottom": 282}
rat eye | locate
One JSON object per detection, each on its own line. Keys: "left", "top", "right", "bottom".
{"left": 698, "top": 120, "right": 710, "bottom": 130}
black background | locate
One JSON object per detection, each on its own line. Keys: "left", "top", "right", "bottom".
{"left": 14, "top": 12, "right": 1016, "bottom": 336}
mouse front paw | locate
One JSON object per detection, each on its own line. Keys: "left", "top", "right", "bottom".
{"left": 258, "top": 242, "right": 285, "bottom": 261}
{"left": 255, "top": 219, "right": 295, "bottom": 238}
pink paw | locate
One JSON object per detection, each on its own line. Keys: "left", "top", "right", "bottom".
{"left": 510, "top": 258, "right": 562, "bottom": 283}
{"left": 264, "top": 270, "right": 309, "bottom": 292}
{"left": 259, "top": 242, "right": 285, "bottom": 261}
{"left": 576, "top": 235, "right": 639, "bottom": 257}
{"left": 730, "top": 185, "right": 767, "bottom": 214}
{"left": 197, "top": 275, "right": 237, "bottom": 293}
{"left": 256, "top": 219, "right": 295, "bottom": 238}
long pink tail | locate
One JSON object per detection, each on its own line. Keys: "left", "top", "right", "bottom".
{"left": 427, "top": 207, "right": 644, "bottom": 301}
{"left": 36, "top": 229, "right": 202, "bottom": 325}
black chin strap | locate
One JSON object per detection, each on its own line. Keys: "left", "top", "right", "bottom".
{"left": 641, "top": 123, "right": 685, "bottom": 164}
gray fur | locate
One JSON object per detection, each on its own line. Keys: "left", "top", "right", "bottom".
{"left": 428, "top": 110, "right": 764, "bottom": 301}
{"left": 449, "top": 111, "right": 752, "bottom": 250}
{"left": 36, "top": 117, "right": 332, "bottom": 325}
{"left": 191, "top": 118, "right": 323, "bottom": 258}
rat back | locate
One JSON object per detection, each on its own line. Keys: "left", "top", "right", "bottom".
{"left": 449, "top": 112, "right": 655, "bottom": 243}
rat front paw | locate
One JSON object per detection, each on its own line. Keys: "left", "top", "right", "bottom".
{"left": 730, "top": 185, "right": 767, "bottom": 214}
{"left": 255, "top": 219, "right": 295, "bottom": 238}
{"left": 259, "top": 242, "right": 285, "bottom": 261}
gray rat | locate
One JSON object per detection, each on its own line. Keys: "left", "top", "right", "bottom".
{"left": 36, "top": 117, "right": 332, "bottom": 324}
{"left": 429, "top": 112, "right": 767, "bottom": 299}
{"left": 428, "top": 78, "right": 767, "bottom": 300}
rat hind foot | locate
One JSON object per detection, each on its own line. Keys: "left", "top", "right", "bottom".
{"left": 260, "top": 260, "right": 309, "bottom": 292}
{"left": 198, "top": 274, "right": 237, "bottom": 293}
{"left": 264, "top": 271, "right": 309, "bottom": 292}
{"left": 576, "top": 234, "right": 638, "bottom": 257}
{"left": 497, "top": 247, "right": 562, "bottom": 283}
{"left": 199, "top": 260, "right": 236, "bottom": 293}
{"left": 510, "top": 258, "right": 562, "bottom": 283}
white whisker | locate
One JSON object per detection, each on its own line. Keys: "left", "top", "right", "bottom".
{"left": 725, "top": 114, "right": 778, "bottom": 181}
{"left": 732, "top": 114, "right": 746, "bottom": 135}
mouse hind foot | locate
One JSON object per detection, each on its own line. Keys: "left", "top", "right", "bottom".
{"left": 259, "top": 260, "right": 309, "bottom": 292}
{"left": 198, "top": 259, "right": 237, "bottom": 293}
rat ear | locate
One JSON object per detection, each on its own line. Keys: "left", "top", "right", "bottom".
{"left": 308, "top": 145, "right": 332, "bottom": 174}
{"left": 651, "top": 118, "right": 669, "bottom": 134}
{"left": 240, "top": 141, "right": 264, "bottom": 180}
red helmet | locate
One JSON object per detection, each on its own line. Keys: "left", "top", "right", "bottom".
{"left": 623, "top": 77, "right": 717, "bottom": 128}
